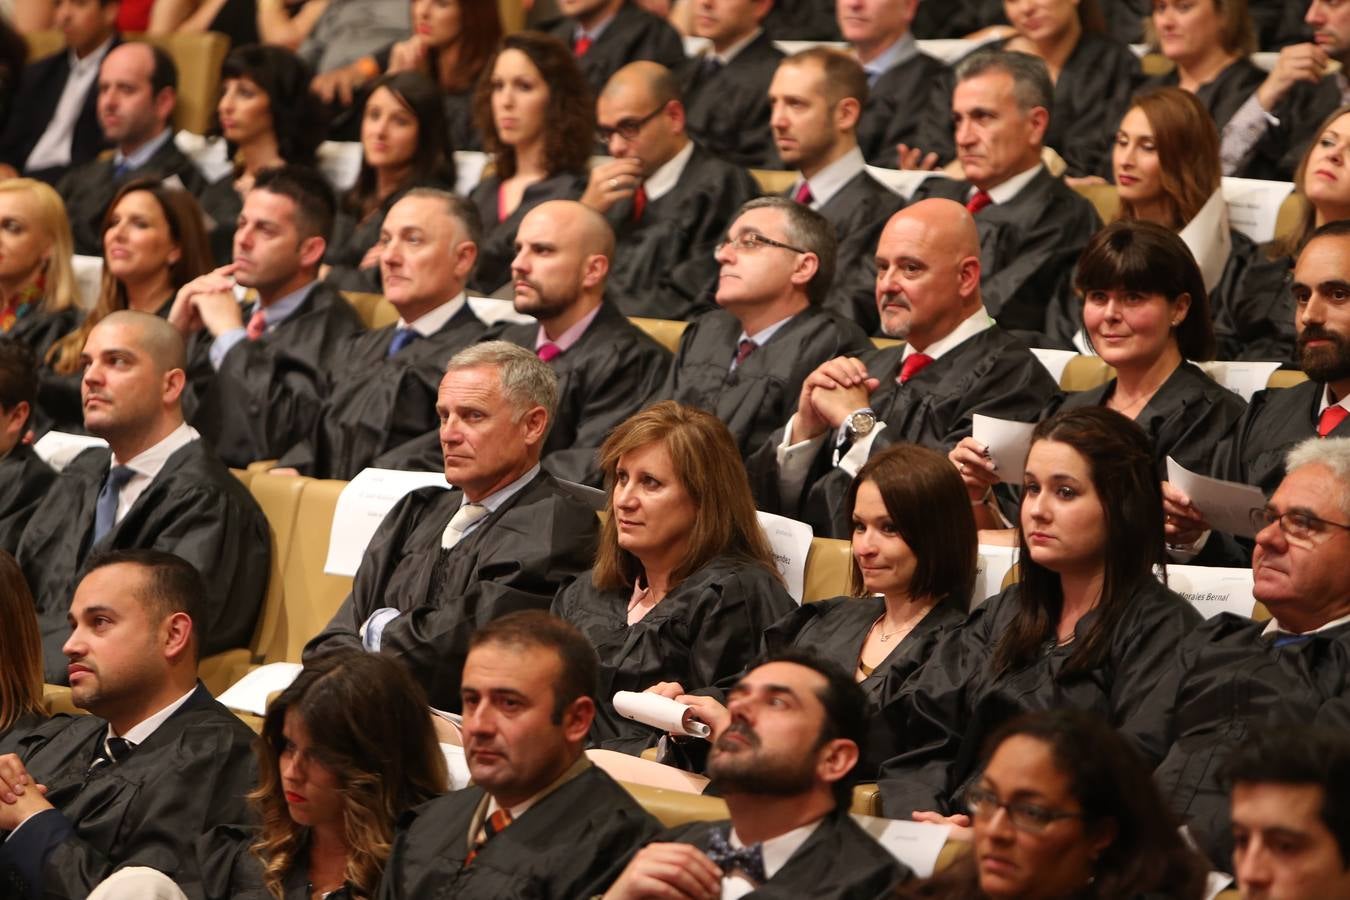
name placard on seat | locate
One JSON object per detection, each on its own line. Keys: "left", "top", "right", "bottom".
{"left": 325, "top": 468, "right": 450, "bottom": 576}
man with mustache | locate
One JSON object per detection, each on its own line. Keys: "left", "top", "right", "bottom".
{"left": 596, "top": 651, "right": 911, "bottom": 899}
{"left": 377, "top": 611, "right": 661, "bottom": 898}
{"left": 492, "top": 200, "right": 671, "bottom": 488}
{"left": 749, "top": 199, "right": 1056, "bottom": 538}
{"left": 14, "top": 310, "right": 268, "bottom": 684}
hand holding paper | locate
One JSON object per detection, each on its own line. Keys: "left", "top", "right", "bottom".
{"left": 613, "top": 691, "right": 711, "bottom": 739}
{"left": 1165, "top": 457, "right": 1266, "bottom": 539}
{"left": 971, "top": 415, "right": 1038, "bottom": 485}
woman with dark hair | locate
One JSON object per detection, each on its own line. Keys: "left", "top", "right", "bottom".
{"left": 323, "top": 71, "right": 455, "bottom": 292}
{"left": 551, "top": 401, "right": 796, "bottom": 756}
{"left": 880, "top": 407, "right": 1201, "bottom": 820}
{"left": 0, "top": 550, "right": 46, "bottom": 755}
{"left": 894, "top": 710, "right": 1210, "bottom": 900}
{"left": 467, "top": 31, "right": 593, "bottom": 294}
{"left": 1144, "top": 0, "right": 1265, "bottom": 132}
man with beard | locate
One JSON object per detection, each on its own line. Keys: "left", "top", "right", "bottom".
{"left": 595, "top": 650, "right": 911, "bottom": 899}
{"left": 747, "top": 199, "right": 1056, "bottom": 538}
{"left": 492, "top": 200, "right": 671, "bottom": 487}
{"left": 376, "top": 611, "right": 661, "bottom": 898}
{"left": 1164, "top": 219, "right": 1350, "bottom": 564}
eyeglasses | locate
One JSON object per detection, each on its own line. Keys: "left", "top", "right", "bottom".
{"left": 964, "top": 786, "right": 1084, "bottom": 833}
{"left": 1250, "top": 506, "right": 1350, "bottom": 546}
{"left": 596, "top": 106, "right": 665, "bottom": 142}
{"left": 714, "top": 232, "right": 810, "bottom": 256}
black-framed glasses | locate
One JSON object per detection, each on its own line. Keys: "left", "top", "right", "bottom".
{"left": 714, "top": 232, "right": 810, "bottom": 256}
{"left": 596, "top": 106, "right": 665, "bottom": 142}
{"left": 964, "top": 786, "right": 1084, "bottom": 833}
{"left": 1250, "top": 506, "right": 1350, "bottom": 545}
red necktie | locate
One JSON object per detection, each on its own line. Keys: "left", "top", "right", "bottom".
{"left": 574, "top": 34, "right": 592, "bottom": 56}
{"left": 733, "top": 338, "right": 756, "bottom": 367}
{"left": 793, "top": 182, "right": 813, "bottom": 205}
{"left": 1320, "top": 405, "right": 1348, "bottom": 437}
{"left": 966, "top": 190, "right": 993, "bottom": 215}
{"left": 632, "top": 185, "right": 647, "bottom": 222}
{"left": 245, "top": 307, "right": 267, "bottom": 341}
{"left": 898, "top": 352, "right": 934, "bottom": 384}
{"left": 537, "top": 342, "right": 561, "bottom": 362}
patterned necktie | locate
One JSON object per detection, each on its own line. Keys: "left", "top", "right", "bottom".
{"left": 793, "top": 181, "right": 814, "bottom": 205}
{"left": 245, "top": 306, "right": 268, "bottom": 341}
{"left": 573, "top": 33, "right": 592, "bottom": 56}
{"left": 441, "top": 502, "right": 489, "bottom": 549}
{"left": 632, "top": 185, "right": 648, "bottom": 222}
{"left": 537, "top": 342, "right": 562, "bottom": 362}
{"left": 966, "top": 189, "right": 993, "bottom": 215}
{"left": 87, "top": 734, "right": 133, "bottom": 775}
{"left": 465, "top": 808, "right": 513, "bottom": 867}
{"left": 706, "top": 828, "right": 767, "bottom": 883}
{"left": 387, "top": 327, "right": 419, "bottom": 358}
{"left": 733, "top": 338, "right": 756, "bottom": 369}
{"left": 1320, "top": 405, "right": 1348, "bottom": 437}
{"left": 898, "top": 352, "right": 934, "bottom": 384}
{"left": 92, "top": 464, "right": 136, "bottom": 543}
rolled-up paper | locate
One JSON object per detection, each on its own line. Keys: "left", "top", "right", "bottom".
{"left": 612, "top": 691, "right": 711, "bottom": 738}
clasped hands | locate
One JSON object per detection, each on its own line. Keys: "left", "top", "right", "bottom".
{"left": 789, "top": 357, "right": 880, "bottom": 445}
{"left": 0, "top": 753, "right": 52, "bottom": 832}
{"left": 167, "top": 263, "right": 245, "bottom": 339}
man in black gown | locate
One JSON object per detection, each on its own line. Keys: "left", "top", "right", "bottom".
{"left": 15, "top": 311, "right": 269, "bottom": 683}
{"left": 304, "top": 342, "right": 601, "bottom": 710}
{"left": 659, "top": 196, "right": 872, "bottom": 461}
{"left": 274, "top": 189, "right": 488, "bottom": 479}
{"left": 596, "top": 651, "right": 911, "bottom": 898}
{"left": 910, "top": 50, "right": 1100, "bottom": 343}
{"left": 0, "top": 340, "right": 54, "bottom": 555}
{"left": 1147, "top": 440, "right": 1350, "bottom": 870}
{"left": 0, "top": 550, "right": 257, "bottom": 900}
{"left": 771, "top": 47, "right": 903, "bottom": 332}
{"left": 377, "top": 611, "right": 661, "bottom": 898}
{"left": 678, "top": 0, "right": 782, "bottom": 168}
{"left": 58, "top": 42, "right": 206, "bottom": 256}
{"left": 547, "top": 0, "right": 685, "bottom": 95}
{"left": 582, "top": 61, "right": 760, "bottom": 320}
{"left": 750, "top": 199, "right": 1057, "bottom": 537}
{"left": 493, "top": 200, "right": 671, "bottom": 487}
{"left": 169, "top": 165, "right": 363, "bottom": 468}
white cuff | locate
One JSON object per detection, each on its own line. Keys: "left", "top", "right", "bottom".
{"left": 360, "top": 607, "right": 400, "bottom": 651}
{"left": 776, "top": 414, "right": 828, "bottom": 510}
{"left": 1166, "top": 529, "right": 1212, "bottom": 563}
{"left": 837, "top": 423, "right": 885, "bottom": 478}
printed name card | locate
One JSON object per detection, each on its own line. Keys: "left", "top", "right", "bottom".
{"left": 324, "top": 468, "right": 451, "bottom": 576}
{"left": 757, "top": 510, "right": 813, "bottom": 603}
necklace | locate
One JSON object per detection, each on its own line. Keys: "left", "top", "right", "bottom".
{"left": 873, "top": 613, "right": 911, "bottom": 643}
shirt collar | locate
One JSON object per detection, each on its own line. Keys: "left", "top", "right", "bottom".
{"left": 69, "top": 35, "right": 114, "bottom": 71}
{"left": 860, "top": 32, "right": 917, "bottom": 80}
{"left": 114, "top": 127, "right": 174, "bottom": 171}
{"left": 112, "top": 420, "right": 199, "bottom": 474}
{"left": 799, "top": 146, "right": 865, "bottom": 209}
{"left": 738, "top": 313, "right": 796, "bottom": 348}
{"left": 484, "top": 754, "right": 590, "bottom": 821}
{"left": 254, "top": 279, "right": 317, "bottom": 329}
{"left": 114, "top": 684, "right": 198, "bottom": 745}
{"left": 466, "top": 462, "right": 541, "bottom": 516}
{"left": 728, "top": 817, "right": 825, "bottom": 881}
{"left": 976, "top": 163, "right": 1044, "bottom": 205}
{"left": 1263, "top": 611, "right": 1350, "bottom": 638}
{"left": 902, "top": 307, "right": 993, "bottom": 359}
{"left": 575, "top": 11, "right": 617, "bottom": 43}
{"left": 710, "top": 27, "right": 763, "bottom": 65}
{"left": 401, "top": 291, "right": 468, "bottom": 337}
{"left": 536, "top": 303, "right": 602, "bottom": 354}
{"left": 644, "top": 140, "right": 695, "bottom": 202}
{"left": 1317, "top": 384, "right": 1350, "bottom": 417}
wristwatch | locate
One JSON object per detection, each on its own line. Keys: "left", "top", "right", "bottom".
{"left": 845, "top": 407, "right": 877, "bottom": 441}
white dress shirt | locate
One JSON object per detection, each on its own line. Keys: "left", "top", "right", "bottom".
{"left": 795, "top": 147, "right": 866, "bottom": 210}
{"left": 722, "top": 819, "right": 823, "bottom": 899}
{"left": 644, "top": 140, "right": 695, "bottom": 203}
{"left": 25, "top": 37, "right": 114, "bottom": 172}
{"left": 400, "top": 291, "right": 468, "bottom": 335}
{"left": 111, "top": 421, "right": 201, "bottom": 523}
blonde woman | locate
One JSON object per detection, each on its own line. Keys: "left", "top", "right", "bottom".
{"left": 0, "top": 179, "right": 81, "bottom": 362}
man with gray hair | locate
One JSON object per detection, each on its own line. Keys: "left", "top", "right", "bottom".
{"left": 1147, "top": 436, "right": 1350, "bottom": 870}
{"left": 273, "top": 189, "right": 488, "bottom": 479}
{"left": 910, "top": 50, "right": 1100, "bottom": 343}
{"left": 304, "top": 341, "right": 602, "bottom": 710}
{"left": 659, "top": 196, "right": 872, "bottom": 462}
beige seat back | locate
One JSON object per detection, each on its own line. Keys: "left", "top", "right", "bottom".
{"left": 629, "top": 316, "right": 689, "bottom": 355}
{"left": 246, "top": 474, "right": 307, "bottom": 664}
{"left": 803, "top": 537, "right": 852, "bottom": 603}
{"left": 277, "top": 479, "right": 357, "bottom": 662}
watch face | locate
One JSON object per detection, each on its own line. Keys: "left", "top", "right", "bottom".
{"left": 849, "top": 411, "right": 875, "bottom": 436}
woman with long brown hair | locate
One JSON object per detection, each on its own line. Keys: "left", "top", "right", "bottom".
{"left": 0, "top": 550, "right": 46, "bottom": 755}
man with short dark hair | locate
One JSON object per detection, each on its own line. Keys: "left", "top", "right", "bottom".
{"left": 0, "top": 340, "right": 54, "bottom": 554}
{"left": 1226, "top": 728, "right": 1350, "bottom": 900}
{"left": 0, "top": 549, "right": 258, "bottom": 900}
{"left": 57, "top": 41, "right": 205, "bottom": 255}
{"left": 596, "top": 651, "right": 911, "bottom": 898}
{"left": 547, "top": 0, "right": 685, "bottom": 95}
{"left": 377, "top": 610, "right": 662, "bottom": 898}
{"left": 169, "top": 164, "right": 363, "bottom": 467}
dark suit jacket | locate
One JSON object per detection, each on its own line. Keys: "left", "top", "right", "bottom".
{"left": 1141, "top": 57, "right": 1267, "bottom": 132}
{"left": 859, "top": 50, "right": 955, "bottom": 168}
{"left": 0, "top": 445, "right": 55, "bottom": 556}
{"left": 545, "top": 1, "right": 684, "bottom": 95}
{"left": 679, "top": 30, "right": 783, "bottom": 169}
{"left": 805, "top": 169, "right": 904, "bottom": 334}
{"left": 1235, "top": 74, "right": 1343, "bottom": 182}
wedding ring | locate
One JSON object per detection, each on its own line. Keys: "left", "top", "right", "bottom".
{"left": 608, "top": 178, "right": 618, "bottom": 189}
{"left": 960, "top": 463, "right": 968, "bottom": 474}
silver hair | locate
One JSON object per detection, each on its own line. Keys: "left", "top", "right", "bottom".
{"left": 402, "top": 187, "right": 484, "bottom": 247}
{"left": 444, "top": 340, "right": 558, "bottom": 423}
{"left": 1286, "top": 437, "right": 1350, "bottom": 516}
{"left": 732, "top": 196, "right": 837, "bottom": 305}
{"left": 954, "top": 50, "right": 1054, "bottom": 120}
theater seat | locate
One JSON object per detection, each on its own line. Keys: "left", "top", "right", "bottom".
{"left": 281, "top": 478, "right": 357, "bottom": 660}
{"left": 871, "top": 337, "right": 903, "bottom": 350}
{"left": 630, "top": 316, "right": 689, "bottom": 355}
{"left": 1267, "top": 370, "right": 1309, "bottom": 389}
{"left": 851, "top": 783, "right": 881, "bottom": 815}
{"left": 229, "top": 467, "right": 251, "bottom": 488}
{"left": 1140, "top": 54, "right": 1174, "bottom": 77}
{"left": 751, "top": 169, "right": 798, "bottom": 194}
{"left": 1060, "top": 355, "right": 1115, "bottom": 391}
{"left": 620, "top": 781, "right": 730, "bottom": 828}
{"left": 245, "top": 474, "right": 307, "bottom": 665}
{"left": 498, "top": 0, "right": 526, "bottom": 33}
{"left": 1251, "top": 601, "right": 1272, "bottom": 622}
{"left": 1070, "top": 182, "right": 1121, "bottom": 224}
{"left": 42, "top": 683, "right": 85, "bottom": 717}
{"left": 803, "top": 537, "right": 852, "bottom": 603}
{"left": 341, "top": 291, "right": 388, "bottom": 329}
{"left": 1275, "top": 192, "right": 1308, "bottom": 246}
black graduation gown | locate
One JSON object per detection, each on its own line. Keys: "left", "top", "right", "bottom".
{"left": 551, "top": 556, "right": 796, "bottom": 754}
{"left": 605, "top": 145, "right": 760, "bottom": 321}
{"left": 545, "top": 2, "right": 685, "bottom": 95}
{"left": 660, "top": 306, "right": 873, "bottom": 460}
{"left": 467, "top": 171, "right": 585, "bottom": 295}
{"left": 1141, "top": 58, "right": 1268, "bottom": 132}
{"left": 0, "top": 684, "right": 258, "bottom": 900}
{"left": 912, "top": 0, "right": 1003, "bottom": 39}
{"left": 679, "top": 31, "right": 783, "bottom": 170}
{"left": 1219, "top": 247, "right": 1297, "bottom": 364}
{"left": 9, "top": 304, "right": 80, "bottom": 365}
{"left": 858, "top": 51, "right": 955, "bottom": 168}
{"left": 275, "top": 301, "right": 487, "bottom": 479}
{"left": 1104, "top": 0, "right": 1151, "bottom": 44}
{"left": 199, "top": 173, "right": 245, "bottom": 265}
{"left": 1211, "top": 378, "right": 1346, "bottom": 494}
{"left": 913, "top": 170, "right": 1102, "bottom": 337}
{"left": 379, "top": 762, "right": 662, "bottom": 900}
{"left": 1146, "top": 615, "right": 1350, "bottom": 869}
{"left": 876, "top": 580, "right": 1202, "bottom": 820}
{"left": 195, "top": 824, "right": 352, "bottom": 900}
{"left": 0, "top": 444, "right": 55, "bottom": 555}
{"left": 750, "top": 327, "right": 1057, "bottom": 537}
{"left": 494, "top": 303, "right": 672, "bottom": 487}
{"left": 57, "top": 136, "right": 208, "bottom": 256}
{"left": 182, "top": 281, "right": 364, "bottom": 468}
{"left": 1232, "top": 75, "right": 1342, "bottom": 182}
{"left": 303, "top": 471, "right": 602, "bottom": 710}
{"left": 0, "top": 711, "right": 50, "bottom": 758}
{"left": 15, "top": 440, "right": 271, "bottom": 683}
{"left": 763, "top": 0, "right": 841, "bottom": 40}
{"left": 804, "top": 170, "right": 904, "bottom": 333}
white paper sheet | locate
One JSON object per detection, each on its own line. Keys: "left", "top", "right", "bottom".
{"left": 613, "top": 691, "right": 711, "bottom": 738}
{"left": 324, "top": 468, "right": 451, "bottom": 576}
{"left": 1029, "top": 347, "right": 1078, "bottom": 385}
{"left": 72, "top": 254, "right": 103, "bottom": 310}
{"left": 1204, "top": 872, "right": 1235, "bottom": 900}
{"left": 467, "top": 296, "right": 535, "bottom": 325}
{"left": 973, "top": 544, "right": 1019, "bottom": 605}
{"left": 971, "top": 414, "right": 1037, "bottom": 485}
{"left": 1196, "top": 360, "right": 1282, "bottom": 403}
{"left": 453, "top": 150, "right": 490, "bottom": 197}
{"left": 174, "top": 130, "right": 234, "bottom": 182}
{"left": 1179, "top": 189, "right": 1233, "bottom": 294}
{"left": 756, "top": 510, "right": 813, "bottom": 603}
{"left": 1221, "top": 177, "right": 1295, "bottom": 245}
{"left": 217, "top": 662, "right": 303, "bottom": 714}
{"left": 772, "top": 39, "right": 848, "bottom": 55}
{"left": 865, "top": 165, "right": 953, "bottom": 200}
{"left": 32, "top": 431, "right": 108, "bottom": 471}
{"left": 852, "top": 816, "right": 951, "bottom": 878}
{"left": 1166, "top": 565, "right": 1257, "bottom": 620}
{"left": 917, "top": 38, "right": 989, "bottom": 64}
{"left": 1166, "top": 457, "right": 1267, "bottom": 539}
{"left": 315, "top": 140, "right": 363, "bottom": 192}
{"left": 683, "top": 35, "right": 711, "bottom": 56}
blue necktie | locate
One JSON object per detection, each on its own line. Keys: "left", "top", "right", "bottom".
{"left": 1273, "top": 632, "right": 1314, "bottom": 648}
{"left": 706, "top": 828, "right": 766, "bottom": 883}
{"left": 387, "top": 328, "right": 419, "bottom": 358}
{"left": 92, "top": 465, "right": 135, "bottom": 544}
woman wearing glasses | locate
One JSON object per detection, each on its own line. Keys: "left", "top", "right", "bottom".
{"left": 893, "top": 710, "right": 1210, "bottom": 900}
{"left": 878, "top": 407, "right": 1201, "bottom": 820}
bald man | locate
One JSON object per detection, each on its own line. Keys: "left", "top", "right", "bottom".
{"left": 749, "top": 199, "right": 1058, "bottom": 537}
{"left": 491, "top": 201, "right": 671, "bottom": 487}
{"left": 15, "top": 311, "right": 269, "bottom": 683}
{"left": 581, "top": 61, "right": 759, "bottom": 320}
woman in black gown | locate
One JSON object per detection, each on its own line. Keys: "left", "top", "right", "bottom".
{"left": 0, "top": 179, "right": 82, "bottom": 368}
{"left": 0, "top": 551, "right": 47, "bottom": 756}
{"left": 1145, "top": 0, "right": 1265, "bottom": 132}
